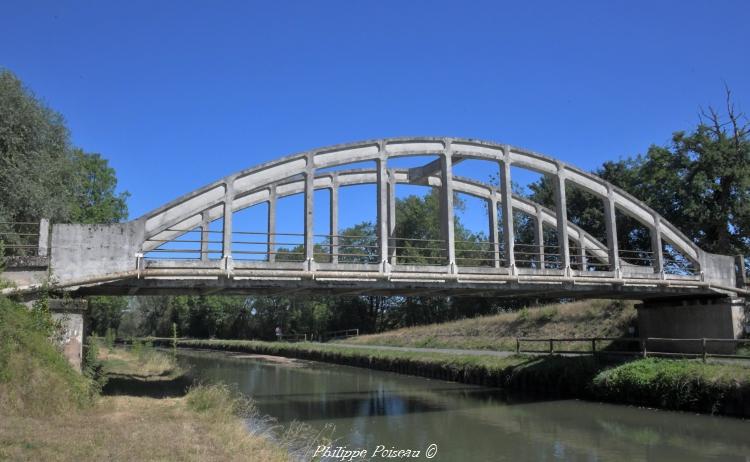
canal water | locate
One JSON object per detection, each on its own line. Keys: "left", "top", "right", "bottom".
{"left": 176, "top": 349, "right": 749, "bottom": 462}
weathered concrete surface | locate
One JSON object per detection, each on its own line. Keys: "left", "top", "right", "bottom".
{"left": 637, "top": 298, "right": 747, "bottom": 353}
{"left": 50, "top": 222, "right": 144, "bottom": 285}
{"left": 48, "top": 299, "right": 87, "bottom": 372}
{"left": 1, "top": 256, "right": 49, "bottom": 288}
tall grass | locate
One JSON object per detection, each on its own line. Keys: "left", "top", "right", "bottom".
{"left": 186, "top": 383, "right": 332, "bottom": 460}
{"left": 0, "top": 296, "right": 97, "bottom": 416}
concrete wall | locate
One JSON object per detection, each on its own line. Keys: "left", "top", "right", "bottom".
{"left": 637, "top": 297, "right": 747, "bottom": 353}
{"left": 1, "top": 256, "right": 49, "bottom": 288}
{"left": 50, "top": 221, "right": 145, "bottom": 285}
{"left": 701, "top": 252, "right": 737, "bottom": 287}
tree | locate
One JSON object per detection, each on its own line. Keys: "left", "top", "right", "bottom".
{"left": 0, "top": 70, "right": 129, "bottom": 226}
{"left": 0, "top": 70, "right": 75, "bottom": 224}
{"left": 69, "top": 149, "right": 129, "bottom": 224}
{"left": 524, "top": 89, "right": 749, "bottom": 269}
{"left": 632, "top": 91, "right": 749, "bottom": 258}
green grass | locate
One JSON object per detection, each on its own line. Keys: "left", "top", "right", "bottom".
{"left": 342, "top": 299, "right": 636, "bottom": 352}
{"left": 97, "top": 340, "right": 183, "bottom": 379}
{"left": 591, "top": 357, "right": 750, "bottom": 414}
{"left": 0, "top": 296, "right": 96, "bottom": 416}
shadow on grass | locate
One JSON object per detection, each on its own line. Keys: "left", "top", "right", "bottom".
{"left": 102, "top": 373, "right": 192, "bottom": 398}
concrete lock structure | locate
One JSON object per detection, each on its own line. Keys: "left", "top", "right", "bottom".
{"left": 1, "top": 137, "right": 747, "bottom": 359}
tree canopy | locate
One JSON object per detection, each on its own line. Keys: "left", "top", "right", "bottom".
{"left": 0, "top": 70, "right": 128, "bottom": 225}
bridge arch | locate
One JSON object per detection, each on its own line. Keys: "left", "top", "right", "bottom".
{"left": 139, "top": 137, "right": 703, "bottom": 275}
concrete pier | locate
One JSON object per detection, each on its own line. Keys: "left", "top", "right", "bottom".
{"left": 48, "top": 299, "right": 87, "bottom": 372}
{"left": 637, "top": 297, "right": 747, "bottom": 354}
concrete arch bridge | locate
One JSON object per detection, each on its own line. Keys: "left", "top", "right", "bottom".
{"left": 1, "top": 137, "right": 747, "bottom": 345}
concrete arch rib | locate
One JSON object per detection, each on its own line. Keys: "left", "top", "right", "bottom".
{"left": 137, "top": 137, "right": 703, "bottom": 268}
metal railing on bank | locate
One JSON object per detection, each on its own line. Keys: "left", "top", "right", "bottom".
{"left": 322, "top": 328, "right": 360, "bottom": 342}
{"left": 516, "top": 337, "right": 750, "bottom": 362}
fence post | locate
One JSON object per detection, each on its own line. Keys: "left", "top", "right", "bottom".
{"left": 641, "top": 338, "right": 647, "bottom": 358}
{"left": 516, "top": 338, "right": 520, "bottom": 354}
{"left": 38, "top": 218, "right": 49, "bottom": 257}
{"left": 702, "top": 338, "right": 707, "bottom": 363}
{"left": 591, "top": 338, "right": 596, "bottom": 354}
{"left": 549, "top": 338, "right": 554, "bottom": 354}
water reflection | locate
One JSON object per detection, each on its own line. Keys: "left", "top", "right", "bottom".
{"left": 177, "top": 349, "right": 750, "bottom": 462}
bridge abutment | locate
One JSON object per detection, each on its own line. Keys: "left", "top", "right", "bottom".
{"left": 48, "top": 299, "right": 87, "bottom": 372}
{"left": 637, "top": 297, "right": 747, "bottom": 354}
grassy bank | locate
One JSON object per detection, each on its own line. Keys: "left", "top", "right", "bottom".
{"left": 342, "top": 299, "right": 636, "bottom": 351}
{"left": 591, "top": 358, "right": 750, "bottom": 416}
{"left": 155, "top": 338, "right": 750, "bottom": 417}
{"left": 0, "top": 297, "right": 293, "bottom": 461}
{"left": 0, "top": 385, "right": 291, "bottom": 462}
{"left": 98, "top": 341, "right": 182, "bottom": 379}
{"left": 0, "top": 296, "right": 95, "bottom": 416}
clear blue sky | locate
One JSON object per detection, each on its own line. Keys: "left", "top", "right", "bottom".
{"left": 3, "top": 1, "right": 748, "bottom": 240}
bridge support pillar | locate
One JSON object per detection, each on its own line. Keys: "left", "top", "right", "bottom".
{"left": 38, "top": 299, "right": 87, "bottom": 373}
{"left": 636, "top": 297, "right": 747, "bottom": 354}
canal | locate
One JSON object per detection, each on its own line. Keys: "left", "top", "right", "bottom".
{"left": 176, "top": 349, "right": 749, "bottom": 461}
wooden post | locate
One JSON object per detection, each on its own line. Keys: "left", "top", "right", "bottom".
{"left": 702, "top": 338, "right": 707, "bottom": 363}
{"left": 516, "top": 338, "right": 520, "bottom": 354}
{"left": 641, "top": 338, "right": 647, "bottom": 358}
{"left": 592, "top": 338, "right": 597, "bottom": 354}
{"left": 549, "top": 338, "right": 554, "bottom": 354}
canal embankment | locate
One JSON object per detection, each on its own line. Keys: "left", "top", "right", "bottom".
{"left": 149, "top": 337, "right": 750, "bottom": 418}
{"left": 0, "top": 296, "right": 293, "bottom": 462}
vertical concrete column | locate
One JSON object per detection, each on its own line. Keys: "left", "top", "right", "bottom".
{"left": 735, "top": 255, "right": 747, "bottom": 288}
{"left": 376, "top": 156, "right": 389, "bottom": 270}
{"left": 37, "top": 218, "right": 49, "bottom": 257}
{"left": 267, "top": 185, "right": 277, "bottom": 263}
{"left": 440, "top": 146, "right": 456, "bottom": 271}
{"left": 388, "top": 169, "right": 397, "bottom": 266}
{"left": 603, "top": 184, "right": 620, "bottom": 273}
{"left": 500, "top": 150, "right": 515, "bottom": 272}
{"left": 304, "top": 158, "right": 315, "bottom": 268}
{"left": 222, "top": 181, "right": 234, "bottom": 260}
{"left": 650, "top": 213, "right": 664, "bottom": 274}
{"left": 330, "top": 178, "right": 339, "bottom": 264}
{"left": 553, "top": 166, "right": 570, "bottom": 273}
{"left": 488, "top": 195, "right": 500, "bottom": 268}
{"left": 534, "top": 205, "right": 545, "bottom": 269}
{"left": 200, "top": 211, "right": 210, "bottom": 261}
{"left": 578, "top": 230, "right": 588, "bottom": 271}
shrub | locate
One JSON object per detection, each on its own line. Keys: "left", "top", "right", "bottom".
{"left": 516, "top": 307, "right": 530, "bottom": 322}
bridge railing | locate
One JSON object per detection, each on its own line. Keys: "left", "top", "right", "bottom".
{"left": 0, "top": 220, "right": 48, "bottom": 258}
{"left": 141, "top": 225, "right": 701, "bottom": 279}
{"left": 516, "top": 337, "right": 750, "bottom": 362}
